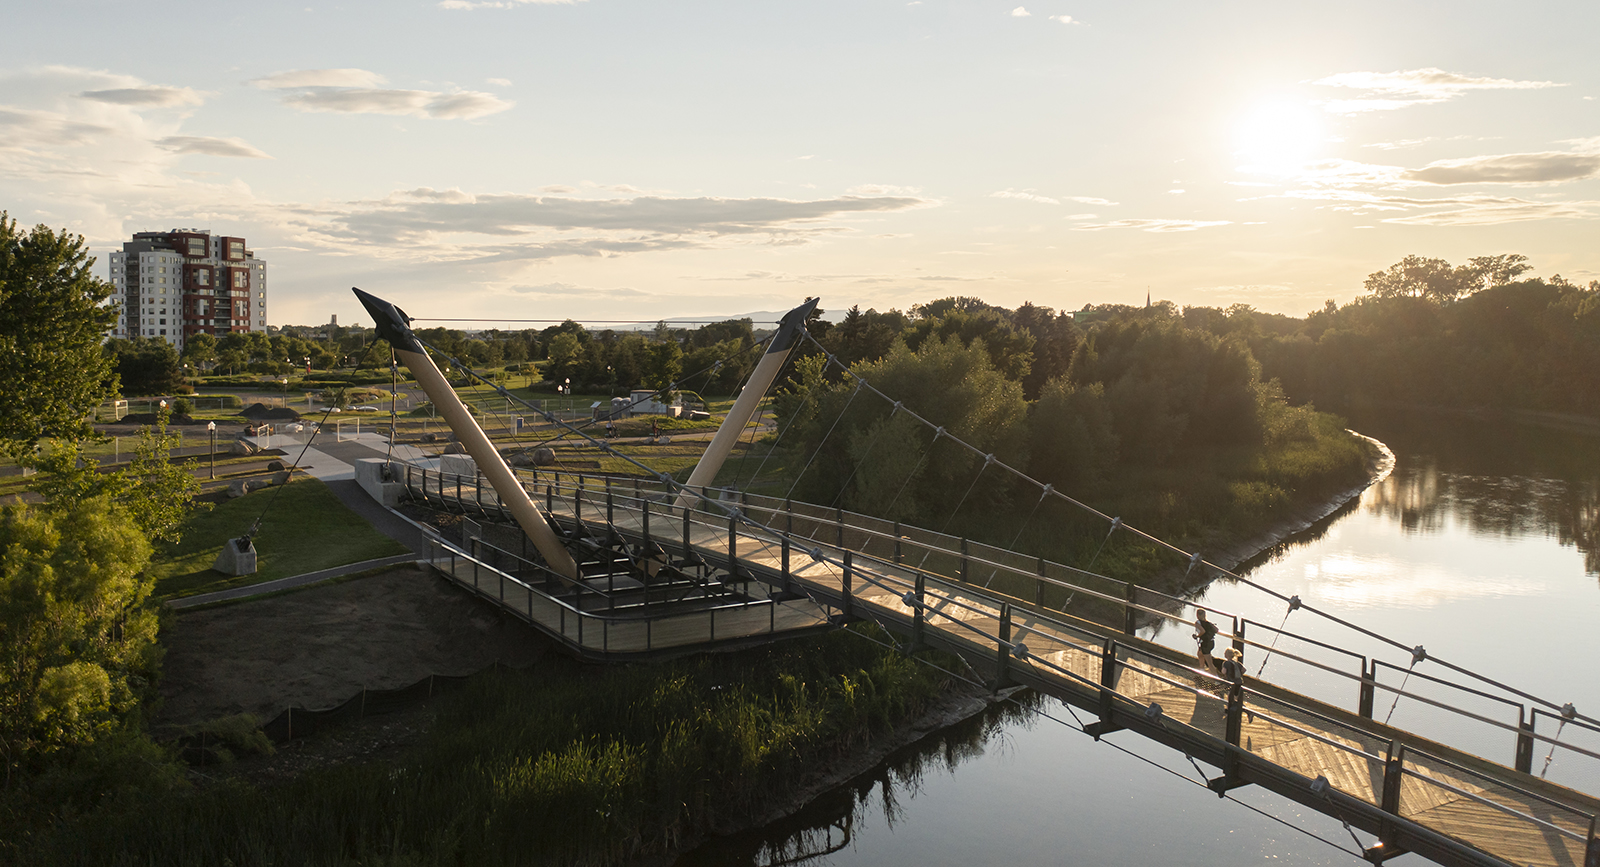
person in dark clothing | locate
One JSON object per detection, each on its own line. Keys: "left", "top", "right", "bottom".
{"left": 1220, "top": 647, "right": 1245, "bottom": 685}
{"left": 1193, "top": 609, "right": 1219, "bottom": 672}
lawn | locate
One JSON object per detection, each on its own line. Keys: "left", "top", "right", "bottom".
{"left": 148, "top": 477, "right": 409, "bottom": 599}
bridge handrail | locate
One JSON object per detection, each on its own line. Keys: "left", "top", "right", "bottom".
{"left": 428, "top": 470, "right": 1600, "bottom": 786}
{"left": 1239, "top": 616, "right": 1369, "bottom": 664}
{"left": 1372, "top": 659, "right": 1527, "bottom": 715}
{"left": 1399, "top": 747, "right": 1596, "bottom": 843}
{"left": 432, "top": 536, "right": 793, "bottom": 627}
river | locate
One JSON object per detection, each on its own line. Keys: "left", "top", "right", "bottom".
{"left": 676, "top": 409, "right": 1600, "bottom": 866}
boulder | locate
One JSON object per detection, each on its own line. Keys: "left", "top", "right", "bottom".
{"left": 229, "top": 439, "right": 260, "bottom": 456}
{"left": 442, "top": 441, "right": 467, "bottom": 455}
{"left": 271, "top": 470, "right": 291, "bottom": 486}
{"left": 267, "top": 460, "right": 286, "bottom": 471}
{"left": 532, "top": 447, "right": 555, "bottom": 466}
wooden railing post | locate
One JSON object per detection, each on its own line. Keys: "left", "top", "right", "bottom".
{"left": 893, "top": 521, "right": 903, "bottom": 565}
{"left": 959, "top": 537, "right": 969, "bottom": 584}
{"left": 835, "top": 506, "right": 845, "bottom": 548}
{"left": 1035, "top": 556, "right": 1046, "bottom": 611}
{"left": 1359, "top": 658, "right": 1376, "bottom": 719}
{"left": 1122, "top": 582, "right": 1137, "bottom": 635}
{"left": 642, "top": 499, "right": 652, "bottom": 549}
{"left": 1379, "top": 741, "right": 1405, "bottom": 852}
{"left": 996, "top": 603, "right": 1013, "bottom": 687}
{"left": 682, "top": 497, "right": 692, "bottom": 558}
{"left": 1516, "top": 710, "right": 1536, "bottom": 774}
{"left": 781, "top": 535, "right": 791, "bottom": 593}
{"left": 841, "top": 551, "right": 853, "bottom": 618}
{"left": 1092, "top": 639, "right": 1120, "bottom": 737}
{"left": 912, "top": 572, "right": 926, "bottom": 649}
{"left": 727, "top": 512, "right": 739, "bottom": 578}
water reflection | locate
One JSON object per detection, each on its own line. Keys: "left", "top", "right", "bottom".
{"left": 1362, "top": 461, "right": 1600, "bottom": 575}
{"left": 676, "top": 698, "right": 1036, "bottom": 866}
{"left": 1350, "top": 409, "right": 1600, "bottom": 577}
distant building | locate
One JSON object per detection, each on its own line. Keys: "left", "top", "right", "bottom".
{"left": 106, "top": 229, "right": 267, "bottom": 349}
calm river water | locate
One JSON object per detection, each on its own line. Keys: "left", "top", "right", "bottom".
{"left": 678, "top": 409, "right": 1600, "bottom": 866}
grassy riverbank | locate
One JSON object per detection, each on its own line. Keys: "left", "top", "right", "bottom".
{"left": 15, "top": 626, "right": 948, "bottom": 866}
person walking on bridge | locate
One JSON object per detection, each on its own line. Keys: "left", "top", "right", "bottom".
{"left": 1193, "top": 609, "right": 1219, "bottom": 673}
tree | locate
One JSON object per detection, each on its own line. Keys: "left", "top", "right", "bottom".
{"left": 1363, "top": 253, "right": 1532, "bottom": 302}
{"left": 29, "top": 407, "right": 207, "bottom": 544}
{"left": 106, "top": 337, "right": 182, "bottom": 396}
{"left": 181, "top": 332, "right": 217, "bottom": 371}
{"left": 0, "top": 495, "right": 158, "bottom": 782}
{"left": 0, "top": 214, "right": 118, "bottom": 458}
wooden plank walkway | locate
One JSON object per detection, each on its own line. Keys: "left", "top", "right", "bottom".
{"left": 413, "top": 474, "right": 1600, "bottom": 867}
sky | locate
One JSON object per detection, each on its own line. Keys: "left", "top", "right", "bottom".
{"left": 2, "top": 0, "right": 1597, "bottom": 327}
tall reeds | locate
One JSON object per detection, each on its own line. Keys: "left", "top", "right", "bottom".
{"left": 21, "top": 626, "right": 949, "bottom": 866}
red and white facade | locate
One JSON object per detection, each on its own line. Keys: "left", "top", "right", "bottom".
{"left": 106, "top": 229, "right": 268, "bottom": 349}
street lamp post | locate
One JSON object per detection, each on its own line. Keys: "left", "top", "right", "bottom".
{"left": 207, "top": 421, "right": 217, "bottom": 479}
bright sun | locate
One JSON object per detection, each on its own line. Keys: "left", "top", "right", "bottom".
{"left": 1233, "top": 102, "right": 1327, "bottom": 173}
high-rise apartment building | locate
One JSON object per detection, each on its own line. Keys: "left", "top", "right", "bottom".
{"left": 106, "top": 229, "right": 267, "bottom": 349}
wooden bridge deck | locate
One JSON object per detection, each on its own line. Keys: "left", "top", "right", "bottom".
{"left": 412, "top": 472, "right": 1600, "bottom": 867}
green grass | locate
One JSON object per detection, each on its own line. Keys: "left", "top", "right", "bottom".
{"left": 146, "top": 477, "right": 408, "bottom": 599}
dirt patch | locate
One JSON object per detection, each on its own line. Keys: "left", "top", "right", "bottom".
{"left": 154, "top": 565, "right": 552, "bottom": 731}
{"left": 241, "top": 403, "right": 301, "bottom": 421}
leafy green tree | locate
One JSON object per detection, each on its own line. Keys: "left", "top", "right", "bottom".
{"left": 106, "top": 337, "right": 182, "bottom": 396}
{"left": 181, "top": 332, "right": 217, "bottom": 371}
{"left": 0, "top": 495, "right": 157, "bottom": 782}
{"left": 903, "top": 307, "right": 1035, "bottom": 383}
{"left": 1362, "top": 253, "right": 1529, "bottom": 302}
{"left": 0, "top": 214, "right": 118, "bottom": 458}
{"left": 642, "top": 340, "right": 683, "bottom": 391}
{"left": 29, "top": 407, "right": 206, "bottom": 544}
{"left": 782, "top": 337, "right": 1029, "bottom": 523}
{"left": 1027, "top": 379, "right": 1117, "bottom": 494}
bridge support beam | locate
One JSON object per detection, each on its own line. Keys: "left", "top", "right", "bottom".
{"left": 674, "top": 298, "right": 818, "bottom": 510}
{"left": 354, "top": 287, "right": 579, "bottom": 583}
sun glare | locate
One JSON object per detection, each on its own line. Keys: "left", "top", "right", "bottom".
{"left": 1233, "top": 101, "right": 1327, "bottom": 173}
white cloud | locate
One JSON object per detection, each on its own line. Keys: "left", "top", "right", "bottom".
{"left": 250, "top": 68, "right": 387, "bottom": 89}
{"left": 1064, "top": 195, "right": 1117, "bottom": 205}
{"left": 1404, "top": 152, "right": 1600, "bottom": 185}
{"left": 847, "top": 183, "right": 921, "bottom": 196}
{"left": 1314, "top": 67, "right": 1565, "bottom": 113}
{"left": 269, "top": 81, "right": 513, "bottom": 119}
{"left": 1072, "top": 218, "right": 1230, "bottom": 232}
{"left": 1049, "top": 15, "right": 1082, "bottom": 24}
{"left": 1382, "top": 199, "right": 1600, "bottom": 227}
{"left": 0, "top": 107, "right": 113, "bottom": 148}
{"left": 991, "top": 188, "right": 1059, "bottom": 204}
{"left": 155, "top": 135, "right": 272, "bottom": 159}
{"left": 78, "top": 86, "right": 204, "bottom": 108}
{"left": 1011, "top": 6, "right": 1031, "bottom": 16}
{"left": 294, "top": 190, "right": 934, "bottom": 263}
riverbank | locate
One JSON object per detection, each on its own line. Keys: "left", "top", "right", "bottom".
{"left": 1202, "top": 429, "right": 1395, "bottom": 577}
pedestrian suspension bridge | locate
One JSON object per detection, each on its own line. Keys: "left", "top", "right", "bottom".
{"left": 353, "top": 288, "right": 1600, "bottom": 867}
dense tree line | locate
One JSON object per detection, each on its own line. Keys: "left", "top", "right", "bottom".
{"left": 1177, "top": 256, "right": 1600, "bottom": 418}
{"left": 773, "top": 297, "right": 1360, "bottom": 555}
